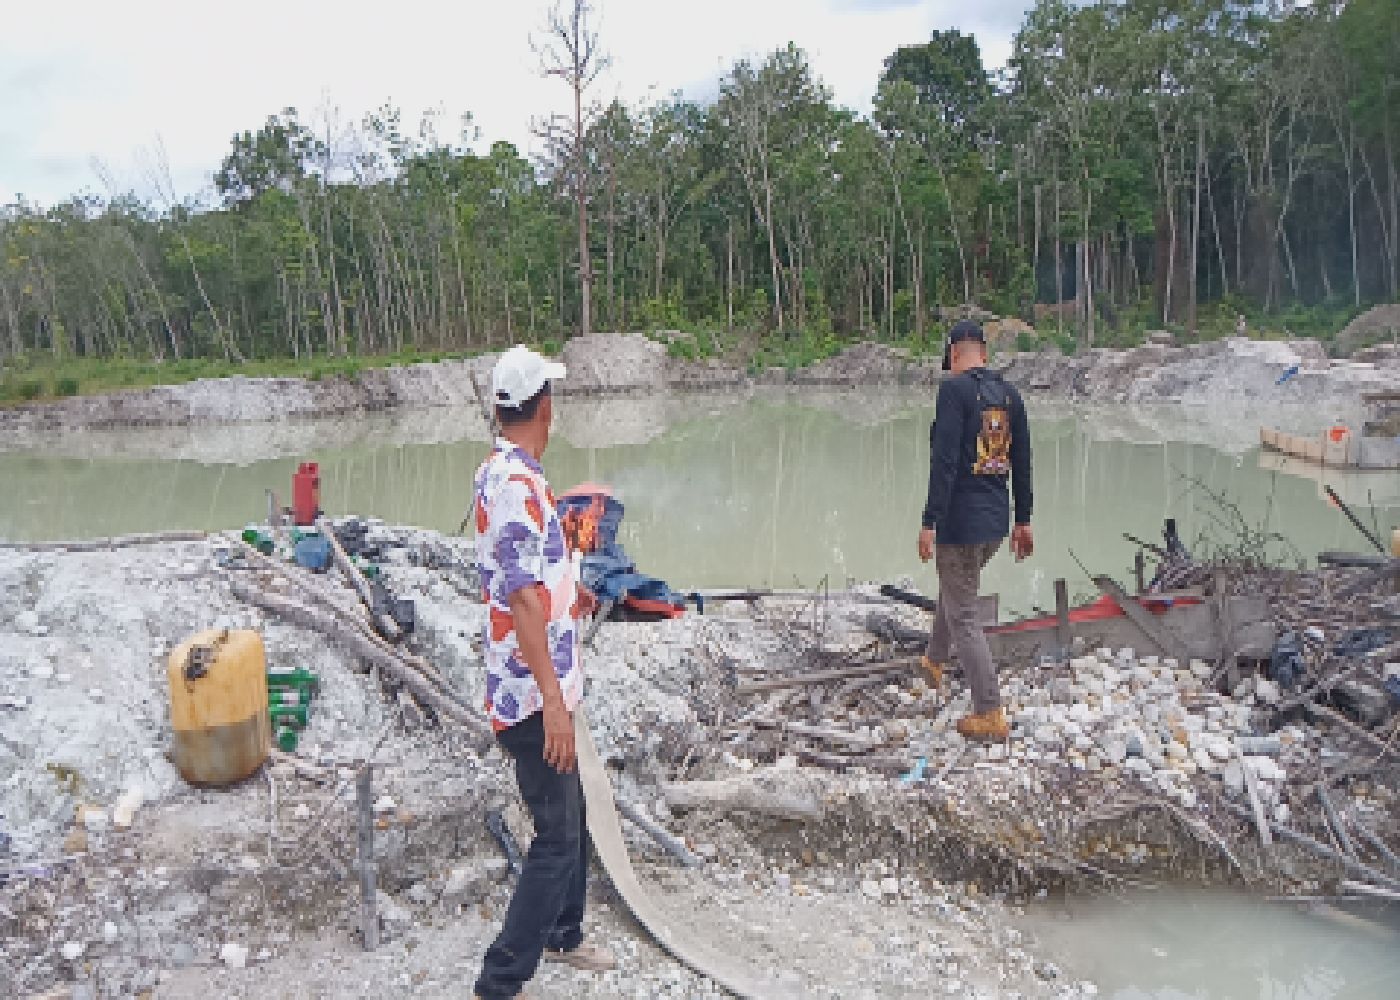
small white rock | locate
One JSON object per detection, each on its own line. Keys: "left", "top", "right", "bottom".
{"left": 220, "top": 942, "right": 249, "bottom": 969}
{"left": 113, "top": 787, "right": 145, "bottom": 830}
{"left": 61, "top": 941, "right": 85, "bottom": 961}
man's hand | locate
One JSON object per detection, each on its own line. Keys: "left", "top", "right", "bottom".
{"left": 918, "top": 527, "right": 936, "bottom": 563}
{"left": 542, "top": 698, "right": 576, "bottom": 773}
{"left": 574, "top": 583, "right": 599, "bottom": 620}
{"left": 1011, "top": 523, "right": 1034, "bottom": 561}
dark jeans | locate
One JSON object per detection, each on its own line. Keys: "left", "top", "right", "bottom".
{"left": 474, "top": 711, "right": 589, "bottom": 1000}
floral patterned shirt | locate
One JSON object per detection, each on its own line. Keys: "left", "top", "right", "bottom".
{"left": 473, "top": 439, "right": 582, "bottom": 730}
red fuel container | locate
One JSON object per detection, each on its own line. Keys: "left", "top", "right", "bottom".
{"left": 292, "top": 462, "right": 321, "bottom": 526}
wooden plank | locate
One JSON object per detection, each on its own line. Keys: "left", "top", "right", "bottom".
{"left": 1214, "top": 569, "right": 1240, "bottom": 690}
{"left": 879, "top": 586, "right": 999, "bottom": 627}
{"left": 356, "top": 765, "right": 380, "bottom": 950}
{"left": 988, "top": 604, "right": 1215, "bottom": 665}
{"left": 1053, "top": 579, "right": 1071, "bottom": 653}
{"left": 1308, "top": 704, "right": 1397, "bottom": 760}
{"left": 747, "top": 717, "right": 886, "bottom": 751}
{"left": 1236, "top": 748, "right": 1274, "bottom": 849}
{"left": 1093, "top": 575, "right": 1190, "bottom": 662}
{"left": 735, "top": 657, "right": 917, "bottom": 695}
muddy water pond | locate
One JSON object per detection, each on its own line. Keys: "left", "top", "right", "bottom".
{"left": 2, "top": 391, "right": 1397, "bottom": 616}
{"left": 1024, "top": 890, "right": 1400, "bottom": 999}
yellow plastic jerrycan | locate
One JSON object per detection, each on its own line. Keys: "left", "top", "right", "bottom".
{"left": 167, "top": 629, "right": 271, "bottom": 786}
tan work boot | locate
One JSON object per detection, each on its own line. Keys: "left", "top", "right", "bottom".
{"left": 543, "top": 940, "right": 617, "bottom": 972}
{"left": 920, "top": 655, "right": 946, "bottom": 690}
{"left": 956, "top": 707, "right": 1009, "bottom": 743}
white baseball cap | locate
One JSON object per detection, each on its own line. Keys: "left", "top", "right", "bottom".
{"left": 491, "top": 345, "right": 567, "bottom": 408}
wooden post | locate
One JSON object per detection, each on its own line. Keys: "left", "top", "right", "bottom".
{"left": 1214, "top": 569, "right": 1239, "bottom": 691}
{"left": 1236, "top": 748, "right": 1274, "bottom": 850}
{"left": 1134, "top": 551, "right": 1146, "bottom": 595}
{"left": 1053, "top": 579, "right": 1071, "bottom": 657}
{"left": 357, "top": 764, "right": 379, "bottom": 950}
{"left": 1094, "top": 575, "right": 1189, "bottom": 663}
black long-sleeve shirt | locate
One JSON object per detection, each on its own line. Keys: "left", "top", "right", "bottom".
{"left": 921, "top": 368, "right": 1033, "bottom": 544}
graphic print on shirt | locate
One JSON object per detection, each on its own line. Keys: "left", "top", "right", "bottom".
{"left": 972, "top": 406, "right": 1012, "bottom": 476}
{"left": 474, "top": 442, "right": 582, "bottom": 730}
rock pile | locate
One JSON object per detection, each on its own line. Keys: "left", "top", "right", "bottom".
{"left": 999, "top": 336, "right": 1400, "bottom": 407}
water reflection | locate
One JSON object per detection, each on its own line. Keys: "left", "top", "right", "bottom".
{"left": 3, "top": 394, "right": 1399, "bottom": 616}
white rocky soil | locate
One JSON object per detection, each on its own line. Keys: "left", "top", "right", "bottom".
{"left": 3, "top": 527, "right": 1393, "bottom": 1000}
{"left": 1, "top": 531, "right": 1098, "bottom": 1000}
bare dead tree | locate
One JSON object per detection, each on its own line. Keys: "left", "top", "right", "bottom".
{"left": 535, "top": 0, "right": 610, "bottom": 338}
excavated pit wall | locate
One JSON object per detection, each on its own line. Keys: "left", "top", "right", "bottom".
{"left": 12, "top": 331, "right": 1400, "bottom": 441}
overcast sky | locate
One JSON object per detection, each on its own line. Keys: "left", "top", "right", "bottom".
{"left": 0, "top": 0, "right": 1031, "bottom": 209}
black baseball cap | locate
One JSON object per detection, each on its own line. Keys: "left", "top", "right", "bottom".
{"left": 941, "top": 320, "right": 986, "bottom": 371}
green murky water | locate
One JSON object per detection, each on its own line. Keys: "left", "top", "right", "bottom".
{"left": 3, "top": 393, "right": 1399, "bottom": 616}
{"left": 1023, "top": 891, "right": 1400, "bottom": 999}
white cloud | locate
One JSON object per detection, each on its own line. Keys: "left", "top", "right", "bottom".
{"left": 0, "top": 0, "right": 1026, "bottom": 208}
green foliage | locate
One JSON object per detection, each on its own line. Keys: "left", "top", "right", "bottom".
{"left": 749, "top": 326, "right": 842, "bottom": 372}
{"left": 1, "top": 2, "right": 1396, "bottom": 376}
{"left": 0, "top": 349, "right": 474, "bottom": 406}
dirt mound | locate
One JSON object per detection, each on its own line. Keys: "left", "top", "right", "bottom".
{"left": 1337, "top": 303, "right": 1400, "bottom": 353}
{"left": 560, "top": 332, "right": 667, "bottom": 393}
{"left": 1000, "top": 336, "right": 1400, "bottom": 406}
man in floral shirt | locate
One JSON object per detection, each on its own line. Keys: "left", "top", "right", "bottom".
{"left": 472, "top": 346, "right": 614, "bottom": 1000}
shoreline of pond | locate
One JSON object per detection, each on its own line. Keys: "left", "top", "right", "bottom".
{"left": 6, "top": 331, "right": 1400, "bottom": 442}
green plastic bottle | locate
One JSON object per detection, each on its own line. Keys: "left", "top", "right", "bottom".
{"left": 270, "top": 703, "right": 308, "bottom": 728}
{"left": 274, "top": 726, "right": 299, "bottom": 752}
{"left": 241, "top": 525, "right": 275, "bottom": 556}
{"left": 266, "top": 667, "right": 320, "bottom": 697}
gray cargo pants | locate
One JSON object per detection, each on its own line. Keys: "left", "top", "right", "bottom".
{"left": 925, "top": 539, "right": 1003, "bottom": 714}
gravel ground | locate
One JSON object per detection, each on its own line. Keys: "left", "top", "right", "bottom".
{"left": 4, "top": 526, "right": 1391, "bottom": 1000}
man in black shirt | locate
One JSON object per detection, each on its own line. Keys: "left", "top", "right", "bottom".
{"left": 917, "top": 320, "right": 1034, "bottom": 742}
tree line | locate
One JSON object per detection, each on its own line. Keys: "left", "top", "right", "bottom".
{"left": 1, "top": 0, "right": 1396, "bottom": 368}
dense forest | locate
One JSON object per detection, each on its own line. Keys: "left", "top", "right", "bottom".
{"left": 1, "top": 0, "right": 1397, "bottom": 377}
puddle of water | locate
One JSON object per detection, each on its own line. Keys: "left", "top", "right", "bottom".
{"left": 3, "top": 394, "right": 1399, "bottom": 615}
{"left": 1021, "top": 891, "right": 1400, "bottom": 1000}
